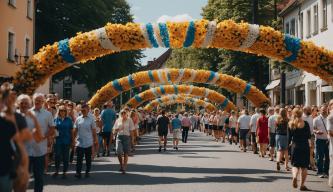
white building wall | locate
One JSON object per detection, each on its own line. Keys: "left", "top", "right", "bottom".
{"left": 282, "top": 0, "right": 333, "bottom": 106}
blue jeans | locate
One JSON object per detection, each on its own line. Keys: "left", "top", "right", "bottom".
{"left": 316, "top": 139, "right": 329, "bottom": 175}
{"left": 0, "top": 174, "right": 12, "bottom": 192}
{"left": 54, "top": 144, "right": 70, "bottom": 173}
{"left": 29, "top": 155, "right": 45, "bottom": 192}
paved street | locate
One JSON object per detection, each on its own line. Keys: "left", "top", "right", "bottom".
{"left": 29, "top": 131, "right": 332, "bottom": 192}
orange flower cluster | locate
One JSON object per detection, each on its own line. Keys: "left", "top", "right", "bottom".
{"left": 104, "top": 22, "right": 148, "bottom": 50}
{"left": 167, "top": 22, "right": 190, "bottom": 48}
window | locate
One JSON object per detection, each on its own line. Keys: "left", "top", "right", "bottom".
{"left": 27, "top": 0, "right": 33, "bottom": 19}
{"left": 313, "top": 4, "right": 319, "bottom": 35}
{"left": 290, "top": 19, "right": 296, "bottom": 36}
{"left": 25, "top": 38, "right": 30, "bottom": 56}
{"left": 8, "top": 0, "right": 16, "bottom": 7}
{"left": 300, "top": 12, "right": 304, "bottom": 39}
{"left": 321, "top": 0, "right": 327, "bottom": 30}
{"left": 7, "top": 32, "right": 15, "bottom": 61}
{"left": 307, "top": 10, "right": 311, "bottom": 38}
{"left": 285, "top": 22, "right": 290, "bottom": 34}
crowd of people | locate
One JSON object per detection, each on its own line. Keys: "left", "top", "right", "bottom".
{"left": 1, "top": 81, "right": 333, "bottom": 192}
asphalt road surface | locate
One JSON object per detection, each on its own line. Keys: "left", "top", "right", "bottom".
{"left": 28, "top": 131, "right": 332, "bottom": 192}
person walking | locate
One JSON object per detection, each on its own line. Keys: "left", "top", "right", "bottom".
{"left": 327, "top": 99, "right": 333, "bottom": 188}
{"left": 171, "top": 114, "right": 182, "bottom": 150}
{"left": 289, "top": 108, "right": 311, "bottom": 191}
{"left": 229, "top": 111, "right": 238, "bottom": 145}
{"left": 202, "top": 113, "right": 209, "bottom": 135}
{"left": 100, "top": 101, "right": 116, "bottom": 157}
{"left": 237, "top": 109, "right": 251, "bottom": 152}
{"left": 113, "top": 110, "right": 135, "bottom": 174}
{"left": 313, "top": 105, "right": 329, "bottom": 178}
{"left": 250, "top": 108, "right": 260, "bottom": 154}
{"left": 53, "top": 105, "right": 73, "bottom": 178}
{"left": 74, "top": 104, "right": 98, "bottom": 179}
{"left": 275, "top": 108, "right": 290, "bottom": 171}
{"left": 30, "top": 93, "right": 55, "bottom": 192}
{"left": 157, "top": 110, "right": 170, "bottom": 152}
{"left": 303, "top": 106, "right": 316, "bottom": 171}
{"left": 256, "top": 109, "right": 269, "bottom": 158}
{"left": 181, "top": 113, "right": 191, "bottom": 143}
{"left": 268, "top": 107, "right": 279, "bottom": 161}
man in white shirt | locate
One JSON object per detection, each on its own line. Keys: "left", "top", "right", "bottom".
{"left": 237, "top": 109, "right": 251, "bottom": 152}
{"left": 250, "top": 108, "right": 260, "bottom": 154}
{"left": 29, "top": 93, "right": 55, "bottom": 192}
{"left": 268, "top": 107, "right": 279, "bottom": 161}
{"left": 327, "top": 99, "right": 333, "bottom": 188}
{"left": 74, "top": 104, "right": 98, "bottom": 178}
{"left": 303, "top": 106, "right": 316, "bottom": 170}
{"left": 313, "top": 105, "right": 329, "bottom": 178}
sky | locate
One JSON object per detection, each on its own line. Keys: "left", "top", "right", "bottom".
{"left": 126, "top": 0, "right": 208, "bottom": 66}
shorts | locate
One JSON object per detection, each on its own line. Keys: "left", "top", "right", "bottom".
{"left": 269, "top": 133, "right": 276, "bottom": 147}
{"left": 158, "top": 129, "right": 168, "bottom": 137}
{"left": 173, "top": 129, "right": 181, "bottom": 139}
{"left": 101, "top": 132, "right": 112, "bottom": 144}
{"left": 239, "top": 129, "right": 249, "bottom": 140}
{"left": 212, "top": 125, "right": 218, "bottom": 130}
{"left": 225, "top": 127, "right": 230, "bottom": 135}
{"left": 209, "top": 125, "right": 213, "bottom": 130}
{"left": 231, "top": 128, "right": 237, "bottom": 136}
{"left": 205, "top": 124, "right": 209, "bottom": 129}
{"left": 116, "top": 135, "right": 130, "bottom": 154}
{"left": 275, "top": 134, "right": 288, "bottom": 150}
{"left": 218, "top": 126, "right": 224, "bottom": 130}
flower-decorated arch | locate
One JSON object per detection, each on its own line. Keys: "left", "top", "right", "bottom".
{"left": 87, "top": 68, "right": 269, "bottom": 108}
{"left": 125, "top": 84, "right": 236, "bottom": 111}
{"left": 14, "top": 19, "right": 333, "bottom": 94}
{"left": 143, "top": 95, "right": 217, "bottom": 112}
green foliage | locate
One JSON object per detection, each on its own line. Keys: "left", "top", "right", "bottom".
{"left": 166, "top": 0, "right": 283, "bottom": 92}
{"left": 36, "top": 0, "right": 143, "bottom": 95}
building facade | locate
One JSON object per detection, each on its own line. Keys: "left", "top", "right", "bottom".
{"left": 266, "top": 0, "right": 333, "bottom": 106}
{"left": 0, "top": 0, "right": 50, "bottom": 93}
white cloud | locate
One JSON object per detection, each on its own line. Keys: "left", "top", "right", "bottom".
{"left": 157, "top": 14, "right": 193, "bottom": 23}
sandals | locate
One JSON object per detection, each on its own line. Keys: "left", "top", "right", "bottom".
{"left": 299, "top": 186, "right": 309, "bottom": 191}
{"left": 285, "top": 167, "right": 291, "bottom": 171}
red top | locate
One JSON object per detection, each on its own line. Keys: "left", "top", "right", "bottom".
{"left": 257, "top": 115, "right": 269, "bottom": 144}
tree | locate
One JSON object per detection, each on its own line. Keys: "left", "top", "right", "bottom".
{"left": 36, "top": 0, "right": 143, "bottom": 95}
{"left": 166, "top": 0, "right": 281, "bottom": 92}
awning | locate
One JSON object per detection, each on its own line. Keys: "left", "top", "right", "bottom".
{"left": 302, "top": 73, "right": 318, "bottom": 84}
{"left": 322, "top": 86, "right": 333, "bottom": 92}
{"left": 295, "top": 75, "right": 304, "bottom": 87}
{"left": 266, "top": 79, "right": 280, "bottom": 90}
{"left": 286, "top": 76, "right": 300, "bottom": 88}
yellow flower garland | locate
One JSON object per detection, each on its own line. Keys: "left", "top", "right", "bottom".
{"left": 88, "top": 68, "right": 268, "bottom": 108}
{"left": 144, "top": 95, "right": 217, "bottom": 112}
{"left": 125, "top": 85, "right": 236, "bottom": 112}
{"left": 13, "top": 19, "right": 333, "bottom": 94}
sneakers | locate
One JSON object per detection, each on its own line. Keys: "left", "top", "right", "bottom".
{"left": 175, "top": 147, "right": 178, "bottom": 151}
{"left": 158, "top": 146, "right": 162, "bottom": 152}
